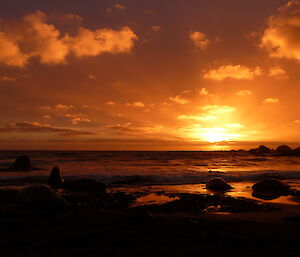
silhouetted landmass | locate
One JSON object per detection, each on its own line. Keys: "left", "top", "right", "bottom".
{"left": 249, "top": 144, "right": 300, "bottom": 156}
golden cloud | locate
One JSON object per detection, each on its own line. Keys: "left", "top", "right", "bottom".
{"left": 190, "top": 31, "right": 210, "bottom": 50}
{"left": 263, "top": 98, "right": 279, "bottom": 104}
{"left": 0, "top": 76, "right": 16, "bottom": 82}
{"left": 0, "top": 11, "right": 138, "bottom": 67}
{"left": 169, "top": 88, "right": 213, "bottom": 105}
{"left": 201, "top": 105, "right": 236, "bottom": 114}
{"left": 67, "top": 26, "right": 137, "bottom": 57}
{"left": 106, "top": 122, "right": 163, "bottom": 135}
{"left": 269, "top": 66, "right": 289, "bottom": 79}
{"left": 236, "top": 90, "right": 252, "bottom": 96}
{"left": 261, "top": 0, "right": 300, "bottom": 61}
{"left": 203, "top": 65, "right": 262, "bottom": 80}
{"left": 125, "top": 101, "right": 145, "bottom": 107}
{"left": 0, "top": 32, "right": 28, "bottom": 67}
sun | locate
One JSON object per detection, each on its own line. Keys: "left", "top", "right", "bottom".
{"left": 200, "top": 127, "right": 239, "bottom": 143}
{"left": 202, "top": 131, "right": 232, "bottom": 143}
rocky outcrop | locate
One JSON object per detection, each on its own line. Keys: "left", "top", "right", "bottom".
{"left": 48, "top": 166, "right": 64, "bottom": 188}
{"left": 17, "top": 185, "right": 64, "bottom": 209}
{"left": 11, "top": 156, "right": 32, "bottom": 171}
{"left": 252, "top": 178, "right": 290, "bottom": 200}
{"left": 206, "top": 178, "right": 232, "bottom": 192}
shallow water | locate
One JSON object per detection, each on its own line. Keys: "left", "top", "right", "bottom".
{"left": 111, "top": 182, "right": 300, "bottom": 206}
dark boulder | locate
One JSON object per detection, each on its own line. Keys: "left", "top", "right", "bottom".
{"left": 64, "top": 178, "right": 106, "bottom": 194}
{"left": 11, "top": 156, "right": 32, "bottom": 171}
{"left": 206, "top": 178, "right": 232, "bottom": 192}
{"left": 17, "top": 185, "right": 64, "bottom": 209}
{"left": 252, "top": 178, "right": 290, "bottom": 200}
{"left": 275, "top": 145, "right": 293, "bottom": 156}
{"left": 48, "top": 166, "right": 64, "bottom": 188}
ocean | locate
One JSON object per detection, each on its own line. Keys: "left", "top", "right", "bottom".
{"left": 1, "top": 150, "right": 300, "bottom": 205}
{"left": 1, "top": 150, "right": 300, "bottom": 184}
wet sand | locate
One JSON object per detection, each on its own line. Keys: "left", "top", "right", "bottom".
{"left": 0, "top": 183, "right": 300, "bottom": 257}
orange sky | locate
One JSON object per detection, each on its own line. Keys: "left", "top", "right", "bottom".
{"left": 1, "top": 0, "right": 300, "bottom": 150}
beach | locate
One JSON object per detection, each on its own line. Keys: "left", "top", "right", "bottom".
{"left": 0, "top": 150, "right": 300, "bottom": 256}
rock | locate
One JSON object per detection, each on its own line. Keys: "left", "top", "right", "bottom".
{"left": 11, "top": 156, "right": 32, "bottom": 171}
{"left": 249, "top": 145, "right": 271, "bottom": 154}
{"left": 64, "top": 178, "right": 106, "bottom": 194}
{"left": 293, "top": 147, "right": 300, "bottom": 156}
{"left": 17, "top": 185, "right": 64, "bottom": 209}
{"left": 206, "top": 178, "right": 232, "bottom": 192}
{"left": 275, "top": 145, "right": 293, "bottom": 156}
{"left": 252, "top": 178, "right": 290, "bottom": 199}
{"left": 48, "top": 166, "right": 64, "bottom": 187}
{"left": 256, "top": 145, "right": 271, "bottom": 154}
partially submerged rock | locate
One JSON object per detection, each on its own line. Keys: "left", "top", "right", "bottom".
{"left": 206, "top": 178, "right": 232, "bottom": 192}
{"left": 17, "top": 185, "right": 64, "bottom": 209}
{"left": 252, "top": 178, "right": 290, "bottom": 199}
{"left": 11, "top": 156, "right": 32, "bottom": 171}
{"left": 64, "top": 178, "right": 106, "bottom": 194}
{"left": 48, "top": 166, "right": 64, "bottom": 188}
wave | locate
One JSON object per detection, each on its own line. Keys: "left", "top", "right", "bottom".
{"left": 1, "top": 170, "right": 300, "bottom": 187}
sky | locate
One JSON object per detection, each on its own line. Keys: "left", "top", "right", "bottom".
{"left": 1, "top": 0, "right": 300, "bottom": 150}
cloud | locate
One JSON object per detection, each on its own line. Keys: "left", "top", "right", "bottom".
{"left": 0, "top": 121, "right": 71, "bottom": 133}
{"left": 67, "top": 26, "right": 137, "bottom": 58}
{"left": 177, "top": 115, "right": 216, "bottom": 121}
{"left": 178, "top": 105, "right": 236, "bottom": 126}
{"left": 105, "top": 101, "right": 115, "bottom": 106}
{"left": 190, "top": 31, "right": 210, "bottom": 50}
{"left": 0, "top": 76, "right": 16, "bottom": 82}
{"left": 125, "top": 101, "right": 145, "bottom": 107}
{"left": 0, "top": 32, "right": 28, "bottom": 67}
{"left": 269, "top": 66, "right": 289, "bottom": 79}
{"left": 70, "top": 117, "right": 91, "bottom": 125}
{"left": 169, "top": 90, "right": 192, "bottom": 104}
{"left": 106, "top": 122, "right": 163, "bottom": 135}
{"left": 0, "top": 11, "right": 138, "bottom": 67}
{"left": 151, "top": 25, "right": 161, "bottom": 32}
{"left": 0, "top": 121, "right": 95, "bottom": 136}
{"left": 115, "top": 4, "right": 126, "bottom": 10}
{"left": 261, "top": 0, "right": 300, "bottom": 61}
{"left": 40, "top": 104, "right": 74, "bottom": 112}
{"left": 236, "top": 90, "right": 252, "bottom": 96}
{"left": 169, "top": 88, "right": 213, "bottom": 105}
{"left": 107, "top": 4, "right": 126, "bottom": 12}
{"left": 201, "top": 105, "right": 236, "bottom": 114}
{"left": 263, "top": 98, "right": 279, "bottom": 103}
{"left": 203, "top": 65, "right": 263, "bottom": 81}
{"left": 88, "top": 74, "right": 96, "bottom": 80}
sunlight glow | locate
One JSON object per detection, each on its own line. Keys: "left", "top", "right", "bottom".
{"left": 202, "top": 131, "right": 235, "bottom": 143}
